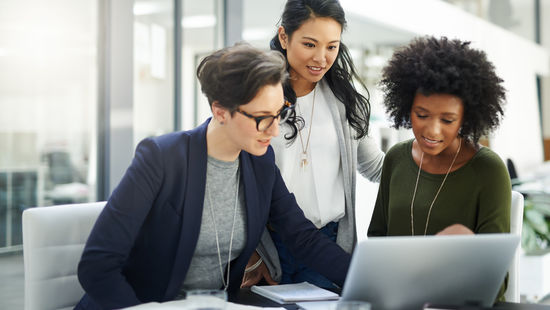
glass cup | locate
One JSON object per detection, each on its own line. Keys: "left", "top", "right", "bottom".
{"left": 185, "top": 289, "right": 227, "bottom": 310}
{"left": 335, "top": 300, "right": 372, "bottom": 310}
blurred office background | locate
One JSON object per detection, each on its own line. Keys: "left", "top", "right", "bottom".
{"left": 1, "top": 0, "right": 550, "bottom": 308}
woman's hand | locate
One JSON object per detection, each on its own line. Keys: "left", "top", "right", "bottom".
{"left": 436, "top": 223, "right": 474, "bottom": 235}
{"left": 241, "top": 251, "right": 278, "bottom": 288}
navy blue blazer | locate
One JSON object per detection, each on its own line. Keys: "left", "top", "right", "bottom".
{"left": 75, "top": 119, "right": 351, "bottom": 310}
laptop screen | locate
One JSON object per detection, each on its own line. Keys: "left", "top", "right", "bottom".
{"left": 341, "top": 234, "right": 519, "bottom": 310}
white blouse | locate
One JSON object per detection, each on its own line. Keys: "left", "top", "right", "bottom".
{"left": 271, "top": 85, "right": 345, "bottom": 228}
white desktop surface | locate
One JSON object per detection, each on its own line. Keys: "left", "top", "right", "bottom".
{"left": 122, "top": 299, "right": 285, "bottom": 310}
{"left": 295, "top": 300, "right": 339, "bottom": 310}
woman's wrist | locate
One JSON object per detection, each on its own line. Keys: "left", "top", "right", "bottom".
{"left": 244, "top": 257, "right": 263, "bottom": 273}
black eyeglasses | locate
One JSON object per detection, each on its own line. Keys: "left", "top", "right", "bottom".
{"left": 236, "top": 100, "right": 294, "bottom": 132}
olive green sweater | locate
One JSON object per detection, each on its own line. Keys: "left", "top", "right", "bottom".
{"left": 368, "top": 139, "right": 511, "bottom": 301}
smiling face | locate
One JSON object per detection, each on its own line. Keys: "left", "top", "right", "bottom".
{"left": 411, "top": 93, "right": 464, "bottom": 157}
{"left": 223, "top": 83, "right": 285, "bottom": 156}
{"left": 278, "top": 17, "right": 342, "bottom": 95}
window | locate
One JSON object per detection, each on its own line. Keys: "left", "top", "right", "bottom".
{"left": 133, "top": 0, "right": 175, "bottom": 146}
{"left": 182, "top": 0, "right": 223, "bottom": 129}
{"left": 0, "top": 0, "right": 98, "bottom": 251}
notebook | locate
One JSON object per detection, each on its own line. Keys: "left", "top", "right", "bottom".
{"left": 251, "top": 282, "right": 339, "bottom": 304}
{"left": 340, "top": 234, "right": 520, "bottom": 310}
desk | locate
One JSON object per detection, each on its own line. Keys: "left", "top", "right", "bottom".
{"left": 493, "top": 302, "right": 550, "bottom": 310}
{"left": 229, "top": 288, "right": 298, "bottom": 309}
{"left": 123, "top": 289, "right": 550, "bottom": 310}
{"left": 231, "top": 289, "right": 550, "bottom": 310}
{"left": 233, "top": 288, "right": 550, "bottom": 310}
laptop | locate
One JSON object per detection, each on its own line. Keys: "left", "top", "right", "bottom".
{"left": 340, "top": 234, "right": 520, "bottom": 310}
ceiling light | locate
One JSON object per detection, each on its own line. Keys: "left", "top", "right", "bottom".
{"left": 182, "top": 15, "right": 216, "bottom": 29}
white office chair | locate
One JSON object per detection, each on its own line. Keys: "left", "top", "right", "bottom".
{"left": 504, "top": 191, "right": 524, "bottom": 302}
{"left": 22, "top": 201, "right": 106, "bottom": 310}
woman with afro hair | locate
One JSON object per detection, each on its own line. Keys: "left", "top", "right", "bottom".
{"left": 368, "top": 36, "right": 511, "bottom": 300}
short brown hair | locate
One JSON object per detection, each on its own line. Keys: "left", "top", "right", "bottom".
{"left": 197, "top": 43, "right": 288, "bottom": 112}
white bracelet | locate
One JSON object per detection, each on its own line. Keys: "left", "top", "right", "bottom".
{"left": 244, "top": 257, "right": 263, "bottom": 273}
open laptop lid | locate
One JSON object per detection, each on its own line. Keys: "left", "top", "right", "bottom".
{"left": 341, "top": 234, "right": 520, "bottom": 310}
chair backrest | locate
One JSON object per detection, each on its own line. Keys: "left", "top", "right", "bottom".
{"left": 22, "top": 201, "right": 106, "bottom": 310}
{"left": 504, "top": 191, "right": 524, "bottom": 302}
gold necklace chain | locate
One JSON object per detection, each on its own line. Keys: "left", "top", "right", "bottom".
{"left": 410, "top": 138, "right": 462, "bottom": 235}
{"left": 297, "top": 87, "right": 316, "bottom": 168}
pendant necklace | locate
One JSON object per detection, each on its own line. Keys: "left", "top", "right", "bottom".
{"left": 297, "top": 87, "right": 316, "bottom": 169}
{"left": 410, "top": 138, "right": 461, "bottom": 235}
{"left": 207, "top": 168, "right": 240, "bottom": 291}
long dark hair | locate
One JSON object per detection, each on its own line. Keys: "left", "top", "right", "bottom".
{"left": 271, "top": 0, "right": 371, "bottom": 140}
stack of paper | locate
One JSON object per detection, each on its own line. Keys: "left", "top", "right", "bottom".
{"left": 251, "top": 282, "right": 339, "bottom": 304}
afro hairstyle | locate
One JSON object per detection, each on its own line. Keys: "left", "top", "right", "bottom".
{"left": 379, "top": 36, "right": 506, "bottom": 144}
